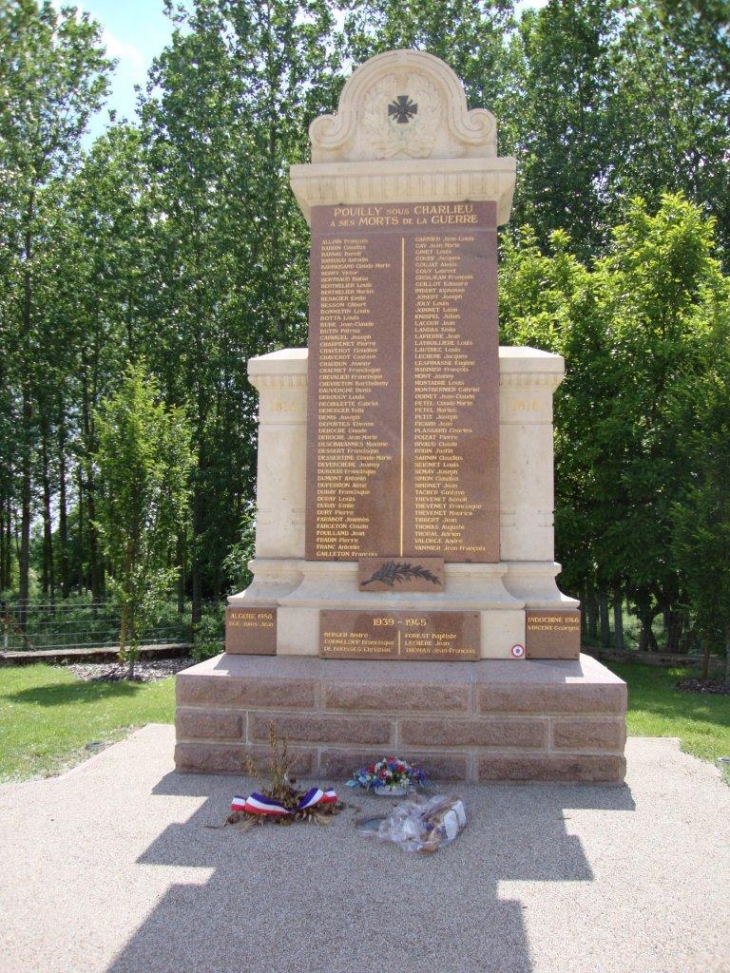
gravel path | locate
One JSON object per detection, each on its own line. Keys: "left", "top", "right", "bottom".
{"left": 61, "top": 657, "right": 196, "bottom": 683}
{"left": 0, "top": 728, "right": 728, "bottom": 973}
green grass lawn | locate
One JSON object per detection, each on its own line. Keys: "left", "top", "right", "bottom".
{"left": 0, "top": 664, "right": 176, "bottom": 783}
{"left": 604, "top": 661, "right": 730, "bottom": 770}
{"left": 1, "top": 661, "right": 729, "bottom": 784}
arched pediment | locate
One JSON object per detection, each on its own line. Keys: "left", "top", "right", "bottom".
{"left": 310, "top": 49, "right": 498, "bottom": 163}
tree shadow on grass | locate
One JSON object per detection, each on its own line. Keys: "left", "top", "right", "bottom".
{"left": 608, "top": 663, "right": 730, "bottom": 729}
{"left": 632, "top": 693, "right": 730, "bottom": 727}
{"left": 0, "top": 679, "right": 143, "bottom": 706}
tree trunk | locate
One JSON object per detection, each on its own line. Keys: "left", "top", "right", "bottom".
{"left": 126, "top": 606, "right": 137, "bottom": 680}
{"left": 0, "top": 501, "right": 4, "bottom": 591}
{"left": 613, "top": 593, "right": 625, "bottom": 650}
{"left": 191, "top": 484, "right": 203, "bottom": 626}
{"left": 89, "top": 306, "right": 104, "bottom": 603}
{"left": 584, "top": 585, "right": 599, "bottom": 641}
{"left": 599, "top": 590, "right": 611, "bottom": 647}
{"left": 638, "top": 615, "right": 658, "bottom": 652}
{"left": 177, "top": 530, "right": 186, "bottom": 614}
{"left": 87, "top": 482, "right": 104, "bottom": 603}
{"left": 18, "top": 185, "right": 35, "bottom": 628}
{"left": 18, "top": 429, "right": 31, "bottom": 629}
{"left": 58, "top": 417, "right": 70, "bottom": 598}
{"left": 636, "top": 590, "right": 658, "bottom": 652}
{"left": 41, "top": 427, "right": 55, "bottom": 603}
{"left": 0, "top": 496, "right": 11, "bottom": 591}
{"left": 663, "top": 609, "right": 685, "bottom": 653}
{"left": 18, "top": 357, "right": 32, "bottom": 624}
{"left": 80, "top": 359, "right": 105, "bottom": 602}
{"left": 701, "top": 632, "right": 712, "bottom": 682}
{"left": 76, "top": 464, "right": 85, "bottom": 593}
{"left": 119, "top": 602, "right": 128, "bottom": 656}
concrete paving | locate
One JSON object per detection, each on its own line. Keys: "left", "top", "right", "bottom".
{"left": 0, "top": 726, "right": 728, "bottom": 973}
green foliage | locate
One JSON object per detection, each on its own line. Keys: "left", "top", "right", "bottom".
{"left": 609, "top": 3, "right": 730, "bottom": 256}
{"left": 514, "top": 0, "right": 621, "bottom": 259}
{"left": 0, "top": 0, "right": 112, "bottom": 182}
{"left": 190, "top": 601, "right": 226, "bottom": 662}
{"left": 222, "top": 510, "right": 256, "bottom": 593}
{"left": 137, "top": 0, "right": 342, "bottom": 612}
{"left": 501, "top": 193, "right": 730, "bottom": 655}
{"left": 93, "top": 362, "right": 194, "bottom": 674}
{"left": 579, "top": 195, "right": 721, "bottom": 596}
{"left": 0, "top": 0, "right": 113, "bottom": 606}
{"left": 340, "top": 0, "right": 519, "bottom": 146}
{"left": 513, "top": 0, "right": 730, "bottom": 262}
{"left": 0, "top": 0, "right": 729, "bottom": 656}
{"left": 671, "top": 313, "right": 730, "bottom": 654}
{"left": 499, "top": 226, "right": 589, "bottom": 351}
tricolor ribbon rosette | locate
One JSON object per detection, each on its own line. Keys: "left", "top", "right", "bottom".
{"left": 231, "top": 787, "right": 338, "bottom": 816}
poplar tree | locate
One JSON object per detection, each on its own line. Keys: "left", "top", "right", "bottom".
{"left": 0, "top": 0, "right": 111, "bottom": 616}
{"left": 140, "top": 0, "right": 340, "bottom": 617}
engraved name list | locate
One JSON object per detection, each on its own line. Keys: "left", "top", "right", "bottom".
{"left": 306, "top": 201, "right": 500, "bottom": 563}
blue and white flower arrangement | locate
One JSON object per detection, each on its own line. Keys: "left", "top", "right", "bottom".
{"left": 346, "top": 756, "right": 427, "bottom": 793}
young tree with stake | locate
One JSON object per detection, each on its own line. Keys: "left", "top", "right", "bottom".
{"left": 93, "top": 362, "right": 194, "bottom": 678}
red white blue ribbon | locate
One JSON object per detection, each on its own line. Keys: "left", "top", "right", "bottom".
{"left": 231, "top": 787, "right": 338, "bottom": 816}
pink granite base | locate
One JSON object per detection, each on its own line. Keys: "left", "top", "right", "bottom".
{"left": 175, "top": 654, "right": 627, "bottom": 783}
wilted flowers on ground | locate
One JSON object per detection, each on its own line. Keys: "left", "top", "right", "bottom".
{"left": 347, "top": 756, "right": 427, "bottom": 791}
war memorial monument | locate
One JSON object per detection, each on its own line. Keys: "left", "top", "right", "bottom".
{"left": 175, "top": 50, "right": 627, "bottom": 783}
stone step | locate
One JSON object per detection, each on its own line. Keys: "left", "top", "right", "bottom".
{"left": 175, "top": 653, "right": 626, "bottom": 783}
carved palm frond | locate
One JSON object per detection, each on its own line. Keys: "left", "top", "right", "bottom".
{"left": 362, "top": 560, "right": 442, "bottom": 588}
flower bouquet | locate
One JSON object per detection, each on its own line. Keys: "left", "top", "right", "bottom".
{"left": 347, "top": 756, "right": 427, "bottom": 796}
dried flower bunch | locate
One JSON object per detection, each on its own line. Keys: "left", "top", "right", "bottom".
{"left": 226, "top": 723, "right": 343, "bottom": 828}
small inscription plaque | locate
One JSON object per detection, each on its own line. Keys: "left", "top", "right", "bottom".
{"left": 358, "top": 556, "right": 444, "bottom": 592}
{"left": 225, "top": 606, "right": 277, "bottom": 656}
{"left": 320, "top": 610, "right": 480, "bottom": 661}
{"left": 525, "top": 610, "right": 581, "bottom": 660}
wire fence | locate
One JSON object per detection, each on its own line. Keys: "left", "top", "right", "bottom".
{"left": 1, "top": 600, "right": 193, "bottom": 652}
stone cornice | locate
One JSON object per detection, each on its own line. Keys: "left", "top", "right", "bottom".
{"left": 499, "top": 372, "right": 564, "bottom": 391}
{"left": 290, "top": 157, "right": 516, "bottom": 226}
{"left": 247, "top": 349, "right": 565, "bottom": 391}
{"left": 247, "top": 372, "right": 308, "bottom": 391}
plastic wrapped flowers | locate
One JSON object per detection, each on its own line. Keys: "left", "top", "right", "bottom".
{"left": 347, "top": 756, "right": 427, "bottom": 794}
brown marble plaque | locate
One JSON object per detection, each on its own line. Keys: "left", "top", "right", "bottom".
{"left": 306, "top": 201, "right": 499, "bottom": 563}
{"left": 320, "top": 610, "right": 480, "bottom": 660}
{"left": 225, "top": 606, "right": 277, "bottom": 655}
{"left": 358, "top": 556, "right": 444, "bottom": 592}
{"left": 525, "top": 610, "right": 581, "bottom": 660}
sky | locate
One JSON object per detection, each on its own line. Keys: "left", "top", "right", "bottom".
{"left": 75, "top": 0, "right": 548, "bottom": 145}
{"left": 73, "top": 0, "right": 177, "bottom": 142}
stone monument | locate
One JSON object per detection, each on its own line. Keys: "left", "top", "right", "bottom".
{"left": 175, "top": 50, "right": 627, "bottom": 783}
